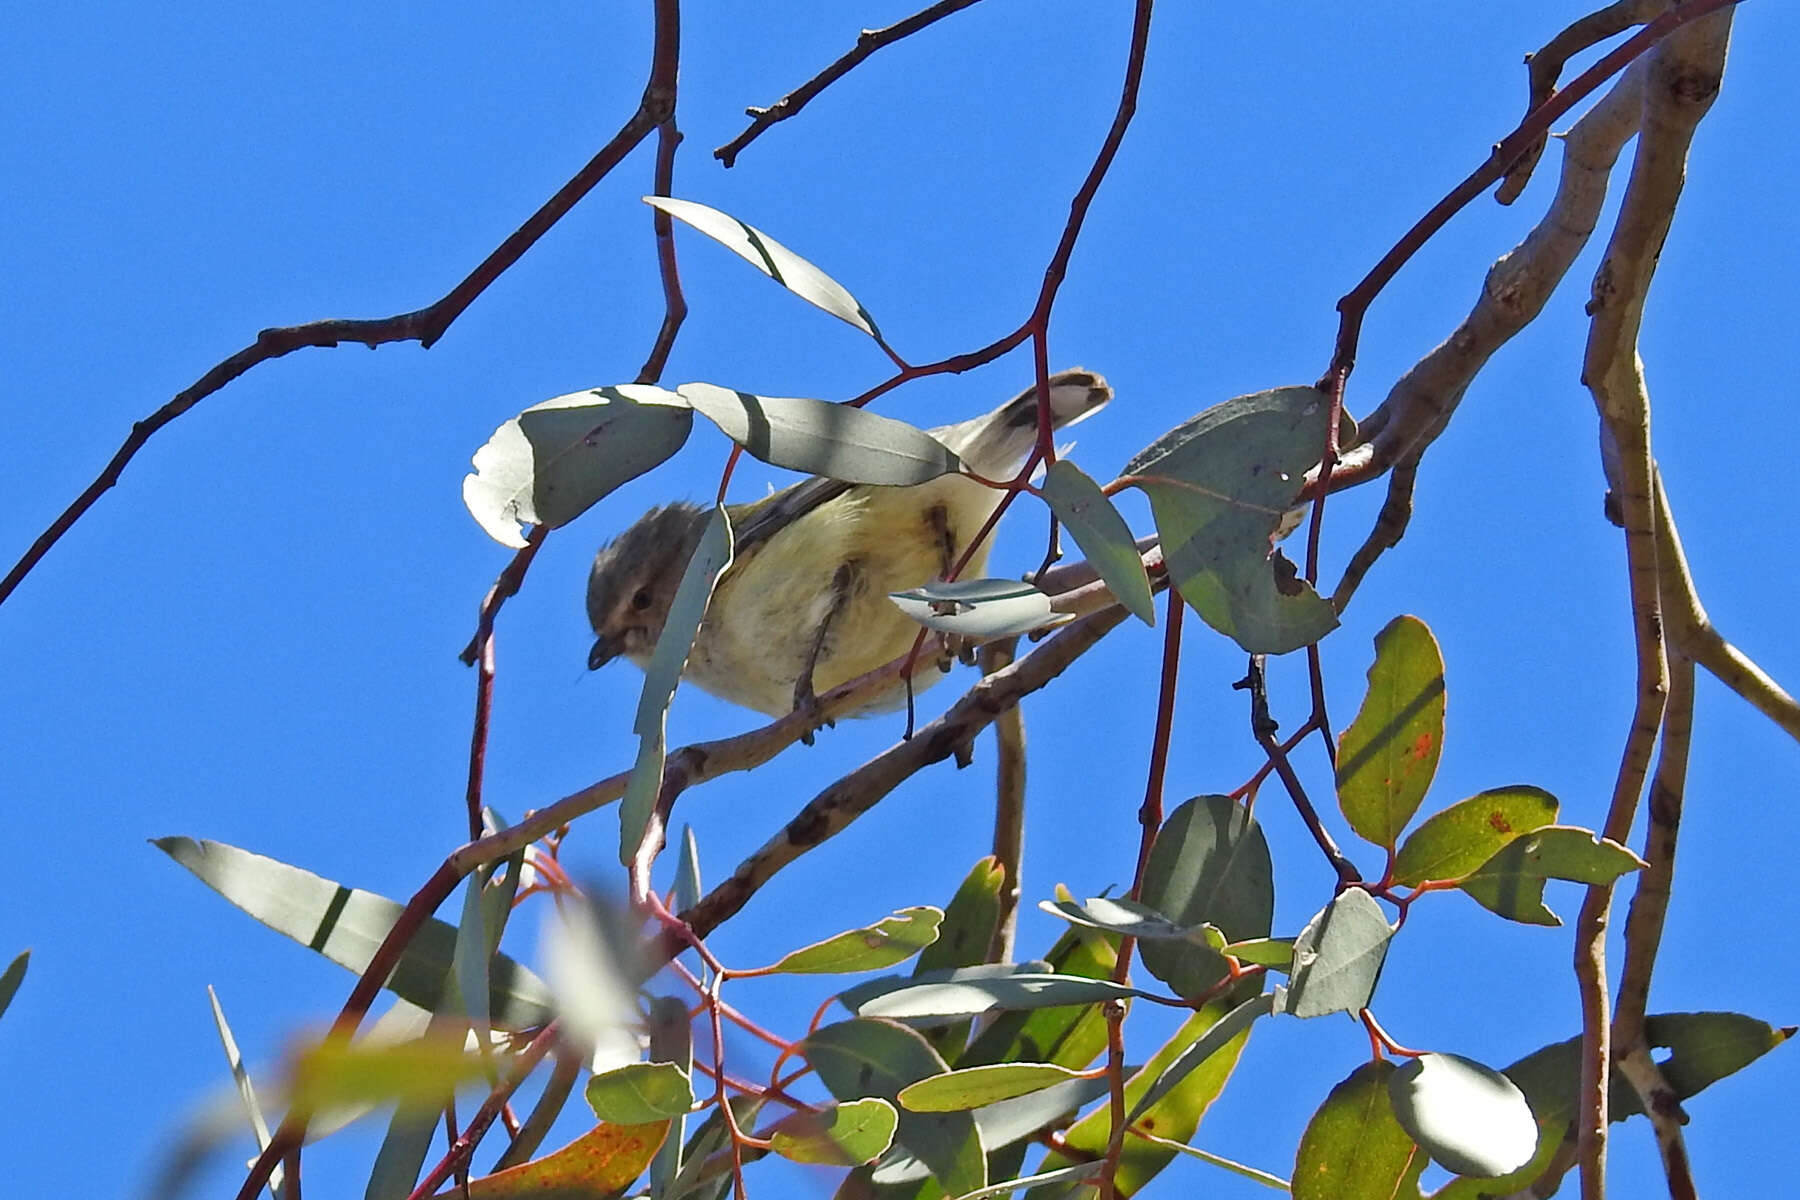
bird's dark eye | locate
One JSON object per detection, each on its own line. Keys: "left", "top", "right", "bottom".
{"left": 631, "top": 589, "right": 653, "bottom": 612}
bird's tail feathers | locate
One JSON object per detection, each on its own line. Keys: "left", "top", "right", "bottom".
{"left": 942, "top": 368, "right": 1112, "bottom": 477}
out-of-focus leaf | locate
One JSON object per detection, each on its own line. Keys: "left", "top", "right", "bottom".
{"left": 153, "top": 838, "right": 552, "bottom": 1029}
{"left": 456, "top": 1120, "right": 670, "bottom": 1199}
{"left": 1336, "top": 615, "right": 1446, "bottom": 849}
{"left": 1031, "top": 998, "right": 1256, "bottom": 1197}
{"left": 1127, "top": 992, "right": 1276, "bottom": 1123}
{"left": 647, "top": 994, "right": 694, "bottom": 1197}
{"left": 679, "top": 382, "right": 957, "bottom": 484}
{"left": 770, "top": 1099, "right": 898, "bottom": 1166}
{"left": 765, "top": 907, "right": 944, "bottom": 975}
{"left": 1457, "top": 826, "right": 1645, "bottom": 926}
{"left": 856, "top": 973, "right": 1157, "bottom": 1021}
{"left": 1138, "top": 795, "right": 1274, "bottom": 1000}
{"left": 1292, "top": 1060, "right": 1425, "bottom": 1200}
{"left": 542, "top": 895, "right": 642, "bottom": 1073}
{"left": 1282, "top": 888, "right": 1394, "bottom": 1019}
{"left": 1124, "top": 387, "right": 1343, "bottom": 654}
{"left": 585, "top": 1062, "right": 694, "bottom": 1124}
{"left": 645, "top": 197, "right": 884, "bottom": 339}
{"left": 1388, "top": 1053, "right": 1537, "bottom": 1177}
{"left": 1432, "top": 1012, "right": 1793, "bottom": 1199}
{"left": 1391, "top": 787, "right": 1559, "bottom": 887}
{"left": 622, "top": 505, "right": 732, "bottom": 866}
{"left": 1037, "top": 896, "right": 1201, "bottom": 942}
{"left": 898, "top": 1064, "right": 1087, "bottom": 1112}
{"left": 1039, "top": 461, "right": 1155, "bottom": 626}
{"left": 288, "top": 1034, "right": 489, "bottom": 1113}
{"left": 463, "top": 385, "right": 692, "bottom": 548}
{"left": 365, "top": 1103, "right": 438, "bottom": 1200}
{"left": 890, "top": 579, "right": 1072, "bottom": 639}
{"left": 0, "top": 950, "right": 26, "bottom": 1021}
{"left": 803, "top": 1018, "right": 985, "bottom": 1197}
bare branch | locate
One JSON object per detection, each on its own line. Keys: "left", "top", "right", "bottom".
{"left": 714, "top": 0, "right": 984, "bottom": 167}
{"left": 981, "top": 638, "right": 1027, "bottom": 962}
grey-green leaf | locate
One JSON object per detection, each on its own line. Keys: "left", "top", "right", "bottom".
{"left": 1039, "top": 460, "right": 1155, "bottom": 625}
{"left": 154, "top": 837, "right": 553, "bottom": 1029}
{"left": 1138, "top": 795, "right": 1274, "bottom": 1000}
{"left": 622, "top": 505, "right": 733, "bottom": 866}
{"left": 1388, "top": 1053, "right": 1537, "bottom": 1178}
{"left": 1037, "top": 895, "right": 1201, "bottom": 942}
{"left": 856, "top": 973, "right": 1158, "bottom": 1021}
{"left": 1282, "top": 888, "right": 1394, "bottom": 1019}
{"left": 644, "top": 196, "right": 884, "bottom": 339}
{"left": 1125, "top": 387, "right": 1342, "bottom": 654}
{"left": 1127, "top": 991, "right": 1277, "bottom": 1123}
{"left": 679, "top": 383, "right": 959, "bottom": 484}
{"left": 463, "top": 385, "right": 693, "bottom": 548}
{"left": 890, "top": 579, "right": 1073, "bottom": 639}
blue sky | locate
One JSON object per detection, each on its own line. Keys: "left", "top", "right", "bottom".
{"left": 4, "top": 3, "right": 1796, "bottom": 1197}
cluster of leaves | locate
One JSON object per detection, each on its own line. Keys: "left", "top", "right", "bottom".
{"left": 154, "top": 612, "right": 1787, "bottom": 1198}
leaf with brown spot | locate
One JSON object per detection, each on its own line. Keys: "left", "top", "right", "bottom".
{"left": 453, "top": 1121, "right": 669, "bottom": 1199}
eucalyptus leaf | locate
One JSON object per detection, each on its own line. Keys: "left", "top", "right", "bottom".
{"left": 1039, "top": 460, "right": 1155, "bottom": 625}
{"left": 648, "top": 994, "right": 694, "bottom": 1197}
{"left": 1458, "top": 826, "right": 1645, "bottom": 926}
{"left": 856, "top": 973, "right": 1158, "bottom": 1021}
{"left": 622, "top": 505, "right": 733, "bottom": 866}
{"left": 1127, "top": 991, "right": 1276, "bottom": 1123}
{"left": 1282, "top": 888, "right": 1394, "bottom": 1019}
{"left": 0, "top": 950, "right": 27, "bottom": 1021}
{"left": 1292, "top": 1060, "right": 1425, "bottom": 1200}
{"left": 458, "top": 1120, "right": 671, "bottom": 1199}
{"left": 766, "top": 907, "right": 944, "bottom": 974}
{"left": 1335, "top": 615, "right": 1446, "bottom": 850}
{"left": 1125, "top": 387, "right": 1343, "bottom": 654}
{"left": 645, "top": 196, "right": 884, "bottom": 339}
{"left": 1388, "top": 1053, "right": 1537, "bottom": 1178}
{"left": 365, "top": 1103, "right": 438, "bottom": 1200}
{"left": 839, "top": 962, "right": 1054, "bottom": 1016}
{"left": 585, "top": 1061, "right": 695, "bottom": 1124}
{"left": 1138, "top": 795, "right": 1274, "bottom": 1000}
{"left": 463, "top": 385, "right": 692, "bottom": 548}
{"left": 890, "top": 579, "right": 1072, "bottom": 639}
{"left": 770, "top": 1099, "right": 898, "bottom": 1166}
{"left": 1391, "top": 787, "right": 1559, "bottom": 887}
{"left": 898, "top": 1064, "right": 1087, "bottom": 1113}
{"left": 1037, "top": 895, "right": 1199, "bottom": 941}
{"left": 154, "top": 837, "right": 553, "bottom": 1029}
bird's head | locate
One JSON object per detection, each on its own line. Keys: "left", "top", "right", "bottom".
{"left": 585, "top": 502, "right": 708, "bottom": 671}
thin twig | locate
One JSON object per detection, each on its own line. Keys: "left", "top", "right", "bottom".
{"left": 403, "top": 1025, "right": 562, "bottom": 1200}
{"left": 1240, "top": 658, "right": 1360, "bottom": 885}
{"left": 637, "top": 113, "right": 689, "bottom": 385}
{"left": 713, "top": 0, "right": 984, "bottom": 167}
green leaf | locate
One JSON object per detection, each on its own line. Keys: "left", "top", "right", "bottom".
{"left": 770, "top": 1099, "right": 899, "bottom": 1166}
{"left": 1388, "top": 1053, "right": 1537, "bottom": 1178}
{"left": 889, "top": 579, "right": 1073, "bottom": 639}
{"left": 1127, "top": 992, "right": 1276, "bottom": 1123}
{"left": 288, "top": 1034, "right": 490, "bottom": 1112}
{"left": 448, "top": 871, "right": 491, "bottom": 1040}
{"left": 154, "top": 837, "right": 553, "bottom": 1029}
{"left": 622, "top": 504, "right": 733, "bottom": 866}
{"left": 1458, "top": 826, "right": 1645, "bottom": 926}
{"left": 1124, "top": 387, "right": 1342, "bottom": 654}
{"left": 673, "top": 826, "right": 703, "bottom": 916}
{"left": 463, "top": 385, "right": 693, "bottom": 548}
{"left": 460, "top": 1121, "right": 670, "bottom": 1199}
{"left": 365, "top": 1102, "right": 438, "bottom": 1200}
{"left": 647, "top": 994, "right": 694, "bottom": 1196}
{"left": 1138, "top": 795, "right": 1274, "bottom": 1000}
{"left": 1335, "top": 615, "right": 1447, "bottom": 849}
{"left": 1282, "top": 888, "right": 1394, "bottom": 1019}
{"left": 899, "top": 1064, "right": 1087, "bottom": 1112}
{"left": 1037, "top": 895, "right": 1202, "bottom": 942}
{"left": 663, "top": 1096, "right": 764, "bottom": 1200}
{"left": 1293, "top": 1060, "right": 1425, "bottom": 1200}
{"left": 803, "top": 1019, "right": 985, "bottom": 1196}
{"left": 951, "top": 1162, "right": 1105, "bottom": 1199}
{"left": 767, "top": 907, "right": 944, "bottom": 974}
{"left": 644, "top": 196, "right": 884, "bottom": 340}
{"left": 585, "top": 1062, "right": 696, "bottom": 1124}
{"left": 917, "top": 857, "right": 1005, "bottom": 976}
{"left": 1223, "top": 938, "right": 1294, "bottom": 971}
{"left": 1391, "top": 787, "right": 1559, "bottom": 887}
{"left": 857, "top": 973, "right": 1158, "bottom": 1021}
{"left": 1033, "top": 998, "right": 1257, "bottom": 1197}
{"left": 0, "top": 950, "right": 27, "bottom": 1021}
{"left": 1039, "top": 461, "right": 1155, "bottom": 626}
{"left": 840, "top": 962, "right": 1052, "bottom": 1015}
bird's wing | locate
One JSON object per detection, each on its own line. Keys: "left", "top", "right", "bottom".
{"left": 730, "top": 474, "right": 855, "bottom": 557}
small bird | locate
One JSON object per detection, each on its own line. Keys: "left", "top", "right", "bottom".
{"left": 585, "top": 369, "right": 1112, "bottom": 718}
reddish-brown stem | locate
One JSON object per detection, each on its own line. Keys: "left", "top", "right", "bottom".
{"left": 637, "top": 116, "right": 689, "bottom": 385}
{"left": 404, "top": 1024, "right": 562, "bottom": 1200}
{"left": 714, "top": 0, "right": 984, "bottom": 167}
{"left": 1241, "top": 658, "right": 1360, "bottom": 885}
{"left": 466, "top": 633, "right": 496, "bottom": 841}
{"left": 459, "top": 524, "right": 548, "bottom": 665}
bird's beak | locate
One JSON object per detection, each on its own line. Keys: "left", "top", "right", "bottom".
{"left": 588, "top": 637, "right": 620, "bottom": 671}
